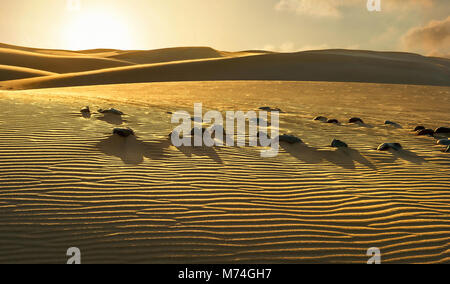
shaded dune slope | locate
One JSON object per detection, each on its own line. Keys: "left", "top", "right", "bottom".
{"left": 109, "top": 47, "right": 224, "bottom": 64}
{"left": 3, "top": 50, "right": 450, "bottom": 90}
{"left": 0, "top": 64, "right": 55, "bottom": 81}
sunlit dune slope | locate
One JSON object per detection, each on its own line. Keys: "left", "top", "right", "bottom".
{"left": 0, "top": 43, "right": 83, "bottom": 57}
{"left": 0, "top": 64, "right": 55, "bottom": 81}
{"left": 0, "top": 47, "right": 134, "bottom": 74}
{"left": 2, "top": 49, "right": 449, "bottom": 90}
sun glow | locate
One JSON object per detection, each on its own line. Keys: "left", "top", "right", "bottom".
{"left": 64, "top": 9, "right": 133, "bottom": 51}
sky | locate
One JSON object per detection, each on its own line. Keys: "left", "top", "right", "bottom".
{"left": 0, "top": 0, "right": 449, "bottom": 56}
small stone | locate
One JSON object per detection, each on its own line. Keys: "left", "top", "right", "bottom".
{"left": 80, "top": 106, "right": 90, "bottom": 114}
{"left": 435, "top": 127, "right": 450, "bottom": 134}
{"left": 113, "top": 128, "right": 134, "bottom": 137}
{"left": 259, "top": 107, "right": 283, "bottom": 112}
{"left": 314, "top": 116, "right": 328, "bottom": 122}
{"left": 327, "top": 119, "right": 339, "bottom": 124}
{"left": 278, "top": 134, "right": 302, "bottom": 144}
{"left": 98, "top": 108, "right": 124, "bottom": 116}
{"left": 385, "top": 120, "right": 401, "bottom": 127}
{"left": 437, "top": 139, "right": 450, "bottom": 146}
{"left": 349, "top": 117, "right": 364, "bottom": 124}
{"left": 416, "top": 129, "right": 435, "bottom": 136}
{"left": 414, "top": 126, "right": 425, "bottom": 131}
{"left": 377, "top": 143, "right": 403, "bottom": 151}
{"left": 331, "top": 139, "right": 348, "bottom": 148}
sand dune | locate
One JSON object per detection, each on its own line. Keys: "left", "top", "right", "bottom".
{"left": 0, "top": 47, "right": 134, "bottom": 74}
{"left": 0, "top": 43, "right": 84, "bottom": 57}
{"left": 2, "top": 49, "right": 449, "bottom": 90}
{"left": 0, "top": 64, "right": 55, "bottom": 82}
{"left": 0, "top": 81, "right": 448, "bottom": 264}
{"left": 109, "top": 47, "right": 224, "bottom": 64}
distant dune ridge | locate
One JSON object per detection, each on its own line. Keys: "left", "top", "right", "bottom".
{"left": 109, "top": 47, "right": 225, "bottom": 64}
{"left": 0, "top": 43, "right": 449, "bottom": 90}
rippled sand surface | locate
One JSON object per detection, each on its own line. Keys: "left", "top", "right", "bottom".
{"left": 0, "top": 81, "right": 449, "bottom": 263}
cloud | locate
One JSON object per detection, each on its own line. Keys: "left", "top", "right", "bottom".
{"left": 275, "top": 0, "right": 435, "bottom": 17}
{"left": 385, "top": 0, "right": 434, "bottom": 11}
{"left": 275, "top": 0, "right": 354, "bottom": 18}
{"left": 260, "top": 42, "right": 364, "bottom": 52}
{"left": 401, "top": 16, "right": 450, "bottom": 57}
{"left": 261, "top": 42, "right": 333, "bottom": 52}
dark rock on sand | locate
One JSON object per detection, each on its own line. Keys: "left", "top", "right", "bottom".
{"left": 278, "top": 134, "right": 302, "bottom": 144}
{"left": 113, "top": 128, "right": 135, "bottom": 137}
{"left": 259, "top": 107, "right": 283, "bottom": 112}
{"left": 377, "top": 143, "right": 403, "bottom": 151}
{"left": 385, "top": 120, "right": 401, "bottom": 128}
{"left": 80, "top": 106, "right": 91, "bottom": 118}
{"left": 80, "top": 106, "right": 90, "bottom": 114}
{"left": 435, "top": 127, "right": 450, "bottom": 134}
{"left": 416, "top": 129, "right": 435, "bottom": 136}
{"left": 98, "top": 108, "right": 124, "bottom": 116}
{"left": 349, "top": 117, "right": 364, "bottom": 124}
{"left": 327, "top": 119, "right": 339, "bottom": 124}
{"left": 331, "top": 139, "right": 348, "bottom": 148}
{"left": 314, "top": 116, "right": 328, "bottom": 122}
{"left": 437, "top": 139, "right": 450, "bottom": 146}
{"left": 414, "top": 126, "right": 426, "bottom": 132}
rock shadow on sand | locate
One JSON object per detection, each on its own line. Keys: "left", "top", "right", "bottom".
{"left": 97, "top": 135, "right": 171, "bottom": 165}
{"left": 96, "top": 113, "right": 125, "bottom": 125}
{"left": 281, "top": 142, "right": 377, "bottom": 170}
{"left": 374, "top": 149, "right": 426, "bottom": 165}
{"left": 97, "top": 135, "right": 223, "bottom": 165}
{"left": 175, "top": 144, "right": 223, "bottom": 164}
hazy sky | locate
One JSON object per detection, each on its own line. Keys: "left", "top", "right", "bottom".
{"left": 0, "top": 0, "right": 449, "bottom": 56}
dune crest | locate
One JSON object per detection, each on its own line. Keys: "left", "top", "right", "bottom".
{"left": 0, "top": 64, "right": 56, "bottom": 82}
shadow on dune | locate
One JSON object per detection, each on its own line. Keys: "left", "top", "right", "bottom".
{"left": 375, "top": 149, "right": 426, "bottom": 165}
{"left": 97, "top": 135, "right": 223, "bottom": 165}
{"left": 96, "top": 113, "right": 125, "bottom": 125}
{"left": 281, "top": 142, "right": 377, "bottom": 170}
{"left": 96, "top": 135, "right": 171, "bottom": 165}
{"left": 176, "top": 145, "right": 223, "bottom": 164}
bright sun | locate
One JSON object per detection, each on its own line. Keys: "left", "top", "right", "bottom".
{"left": 64, "top": 9, "right": 133, "bottom": 51}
